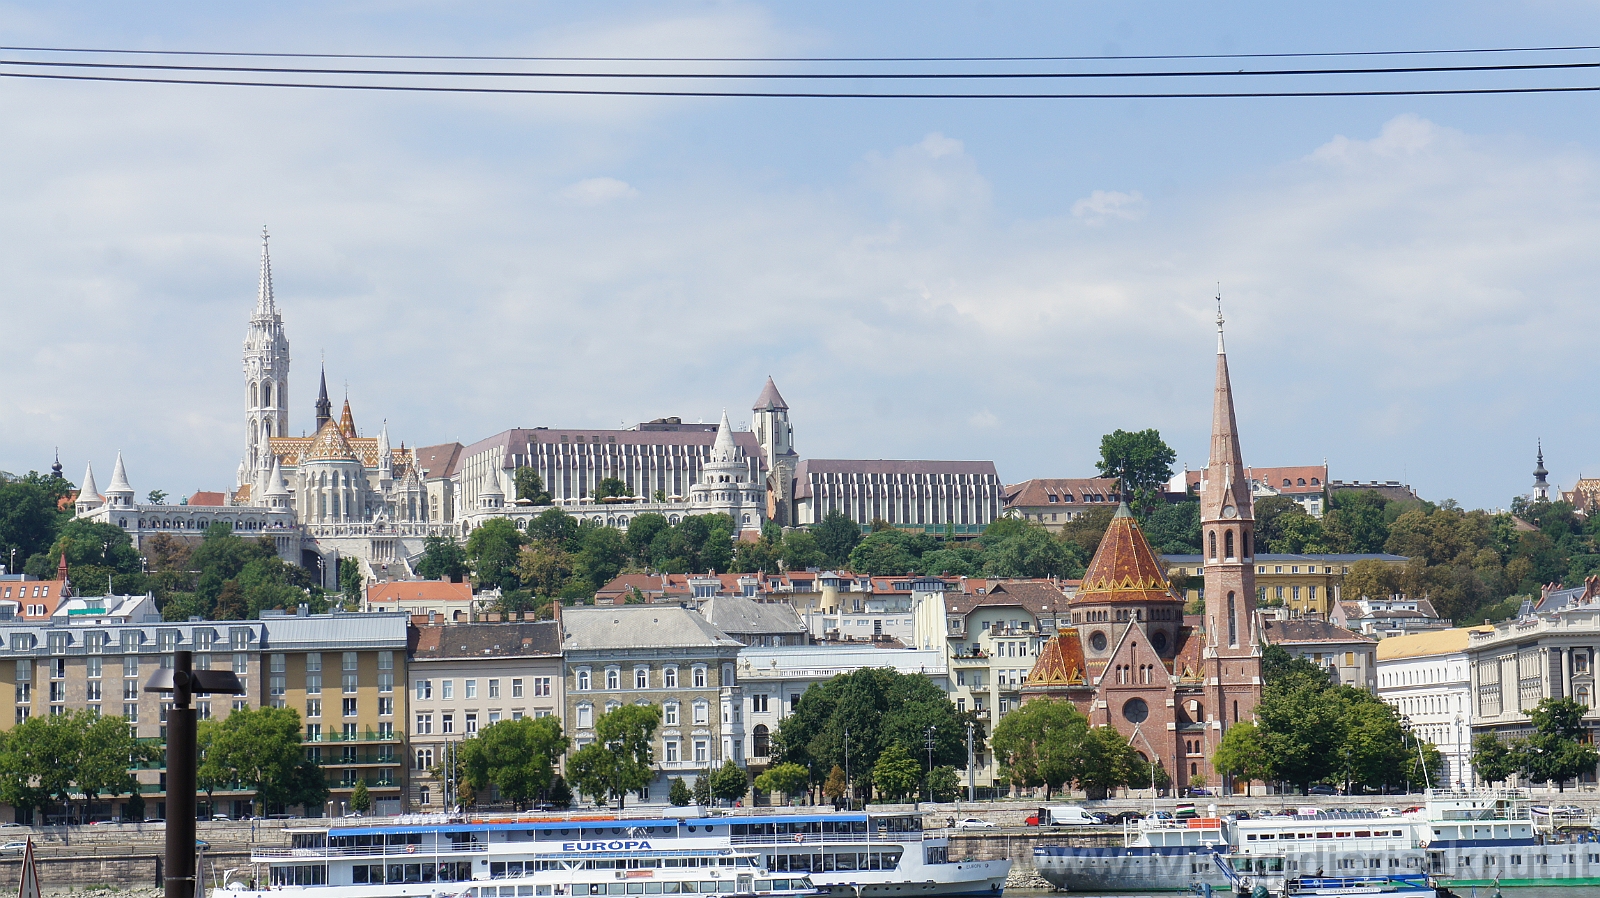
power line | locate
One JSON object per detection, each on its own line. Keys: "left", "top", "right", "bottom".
{"left": 3, "top": 68, "right": 1598, "bottom": 99}
{"left": 2, "top": 55, "right": 1600, "bottom": 80}
{"left": 1, "top": 43, "right": 1599, "bottom": 63}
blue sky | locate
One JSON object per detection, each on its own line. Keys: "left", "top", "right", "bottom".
{"left": 3, "top": 2, "right": 1600, "bottom": 510}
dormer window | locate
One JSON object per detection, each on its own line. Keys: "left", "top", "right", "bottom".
{"left": 1047, "top": 494, "right": 1059, "bottom": 503}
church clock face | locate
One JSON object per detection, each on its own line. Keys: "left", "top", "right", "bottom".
{"left": 1222, "top": 504, "right": 1238, "bottom": 519}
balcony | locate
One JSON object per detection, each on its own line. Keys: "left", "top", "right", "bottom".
{"left": 305, "top": 729, "right": 399, "bottom": 743}
{"left": 951, "top": 653, "right": 988, "bottom": 664}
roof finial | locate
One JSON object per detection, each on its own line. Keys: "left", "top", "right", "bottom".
{"left": 1215, "top": 284, "right": 1226, "bottom": 355}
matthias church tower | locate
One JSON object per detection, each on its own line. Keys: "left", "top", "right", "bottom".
{"left": 242, "top": 228, "right": 290, "bottom": 484}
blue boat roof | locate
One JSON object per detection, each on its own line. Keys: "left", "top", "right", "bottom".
{"left": 328, "top": 811, "right": 882, "bottom": 838}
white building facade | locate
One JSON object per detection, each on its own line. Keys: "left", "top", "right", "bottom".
{"left": 1375, "top": 629, "right": 1476, "bottom": 790}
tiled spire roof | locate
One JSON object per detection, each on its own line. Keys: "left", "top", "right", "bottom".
{"left": 752, "top": 376, "right": 788, "bottom": 411}
{"left": 1070, "top": 502, "right": 1178, "bottom": 605}
{"left": 305, "top": 419, "right": 358, "bottom": 462}
{"left": 1025, "top": 626, "right": 1090, "bottom": 687}
{"left": 339, "top": 399, "right": 357, "bottom": 439}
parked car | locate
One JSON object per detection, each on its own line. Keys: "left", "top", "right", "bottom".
{"left": 0, "top": 842, "right": 26, "bottom": 856}
{"left": 1105, "top": 811, "right": 1144, "bottom": 825}
{"left": 0, "top": 822, "right": 24, "bottom": 828}
{"left": 953, "top": 818, "right": 996, "bottom": 831}
{"left": 1307, "top": 784, "right": 1338, "bottom": 795}
{"left": 1224, "top": 811, "right": 1251, "bottom": 822}
{"left": 1553, "top": 805, "right": 1585, "bottom": 816}
{"left": 211, "top": 814, "right": 231, "bottom": 821}
{"left": 1376, "top": 807, "right": 1399, "bottom": 818}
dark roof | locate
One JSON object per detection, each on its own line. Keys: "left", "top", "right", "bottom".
{"left": 794, "top": 459, "right": 1000, "bottom": 498}
{"left": 411, "top": 621, "right": 562, "bottom": 659}
{"left": 947, "top": 580, "right": 1070, "bottom": 615}
{"left": 1262, "top": 617, "right": 1374, "bottom": 646}
{"left": 1002, "top": 478, "right": 1121, "bottom": 507}
{"left": 461, "top": 428, "right": 764, "bottom": 469}
{"left": 413, "top": 443, "right": 464, "bottom": 480}
{"left": 753, "top": 377, "right": 789, "bottom": 411}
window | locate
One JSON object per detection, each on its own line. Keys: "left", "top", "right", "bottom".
{"left": 378, "top": 673, "right": 393, "bottom": 693}
{"left": 753, "top": 725, "right": 770, "bottom": 757}
{"left": 416, "top": 680, "right": 432, "bottom": 700}
{"left": 665, "top": 740, "right": 680, "bottom": 763}
{"left": 306, "top": 724, "right": 322, "bottom": 742}
{"left": 305, "top": 653, "right": 321, "bottom": 673}
{"left": 577, "top": 669, "right": 591, "bottom": 691}
{"left": 378, "top": 651, "right": 393, "bottom": 671}
{"left": 416, "top": 748, "right": 434, "bottom": 770}
{"left": 123, "top": 656, "right": 139, "bottom": 677}
{"left": 270, "top": 653, "right": 285, "bottom": 674}
{"left": 442, "top": 680, "right": 454, "bottom": 700}
{"left": 270, "top": 675, "right": 286, "bottom": 701}
{"left": 121, "top": 631, "right": 141, "bottom": 654}
{"left": 488, "top": 679, "right": 500, "bottom": 699}
{"left": 576, "top": 704, "right": 593, "bottom": 728}
{"left": 663, "top": 667, "right": 678, "bottom": 688}
{"left": 465, "top": 679, "right": 478, "bottom": 699}
{"left": 664, "top": 703, "right": 679, "bottom": 726}
{"left": 86, "top": 681, "right": 102, "bottom": 701}
{"left": 306, "top": 699, "right": 321, "bottom": 718}
{"left": 233, "top": 653, "right": 249, "bottom": 675}
{"left": 158, "top": 631, "right": 179, "bottom": 652}
{"left": 343, "top": 652, "right": 357, "bottom": 672}
{"left": 442, "top": 713, "right": 455, "bottom": 735}
{"left": 378, "top": 697, "right": 393, "bottom": 717}
{"left": 343, "top": 674, "right": 358, "bottom": 694}
{"left": 534, "top": 677, "right": 552, "bottom": 697}
{"left": 694, "top": 740, "right": 709, "bottom": 763}
{"left": 512, "top": 678, "right": 524, "bottom": 698}
{"left": 606, "top": 668, "right": 620, "bottom": 690}
{"left": 416, "top": 714, "right": 433, "bottom": 735}
{"left": 635, "top": 667, "right": 649, "bottom": 689}
{"left": 306, "top": 674, "right": 322, "bottom": 695}
{"left": 466, "top": 712, "right": 479, "bottom": 734}
{"left": 752, "top": 694, "right": 768, "bottom": 713}
{"left": 86, "top": 631, "right": 106, "bottom": 654}
{"left": 693, "top": 701, "right": 709, "bottom": 726}
{"left": 343, "top": 698, "right": 358, "bottom": 717}
{"left": 378, "top": 720, "right": 394, "bottom": 738}
{"left": 124, "top": 702, "right": 138, "bottom": 724}
{"left": 86, "top": 657, "right": 102, "bottom": 679}
{"left": 693, "top": 667, "right": 707, "bottom": 688}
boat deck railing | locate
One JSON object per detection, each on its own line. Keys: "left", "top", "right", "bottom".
{"left": 730, "top": 832, "right": 931, "bottom": 846}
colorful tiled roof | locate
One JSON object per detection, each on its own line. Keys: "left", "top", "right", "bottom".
{"left": 304, "top": 419, "right": 358, "bottom": 462}
{"left": 1070, "top": 504, "right": 1179, "bottom": 605}
{"left": 1024, "top": 626, "right": 1091, "bottom": 687}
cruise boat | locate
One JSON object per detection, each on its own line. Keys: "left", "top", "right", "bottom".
{"left": 214, "top": 810, "right": 1008, "bottom": 898}
{"left": 1033, "top": 814, "right": 1234, "bottom": 892}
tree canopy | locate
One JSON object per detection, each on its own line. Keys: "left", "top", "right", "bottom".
{"left": 199, "top": 706, "right": 327, "bottom": 813}
{"left": 567, "top": 704, "right": 660, "bottom": 809}
{"left": 991, "top": 699, "right": 1156, "bottom": 799}
{"left": 1095, "top": 429, "right": 1176, "bottom": 512}
{"left": 462, "top": 716, "right": 567, "bottom": 809}
{"left": 1472, "top": 698, "right": 1600, "bottom": 791}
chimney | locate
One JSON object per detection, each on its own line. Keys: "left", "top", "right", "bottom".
{"left": 296, "top": 603, "right": 309, "bottom": 617}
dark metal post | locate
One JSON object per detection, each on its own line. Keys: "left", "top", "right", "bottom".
{"left": 167, "top": 650, "right": 196, "bottom": 898}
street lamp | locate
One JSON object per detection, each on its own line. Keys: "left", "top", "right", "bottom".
{"left": 843, "top": 729, "right": 850, "bottom": 811}
{"left": 1454, "top": 716, "right": 1465, "bottom": 791}
{"left": 925, "top": 725, "right": 937, "bottom": 805}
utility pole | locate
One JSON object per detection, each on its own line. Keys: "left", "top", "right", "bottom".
{"left": 925, "top": 725, "right": 937, "bottom": 805}
{"left": 145, "top": 651, "right": 242, "bottom": 898}
{"left": 843, "top": 729, "right": 850, "bottom": 811}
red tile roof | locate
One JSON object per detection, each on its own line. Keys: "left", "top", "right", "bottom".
{"left": 188, "top": 491, "right": 227, "bottom": 507}
{"left": 1002, "top": 478, "right": 1122, "bottom": 508}
{"left": 366, "top": 581, "right": 474, "bottom": 604}
{"left": 1071, "top": 507, "right": 1179, "bottom": 606}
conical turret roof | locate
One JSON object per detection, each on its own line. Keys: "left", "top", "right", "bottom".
{"left": 1024, "top": 626, "right": 1091, "bottom": 688}
{"left": 78, "top": 462, "right": 100, "bottom": 503}
{"left": 479, "top": 469, "right": 504, "bottom": 498}
{"left": 709, "top": 409, "right": 740, "bottom": 463}
{"left": 264, "top": 456, "right": 290, "bottom": 497}
{"left": 752, "top": 377, "right": 788, "bottom": 411}
{"left": 304, "top": 419, "right": 358, "bottom": 462}
{"left": 1070, "top": 502, "right": 1178, "bottom": 605}
{"left": 106, "top": 452, "right": 134, "bottom": 496}
{"left": 339, "top": 399, "right": 357, "bottom": 438}
{"left": 256, "top": 226, "right": 276, "bottom": 316}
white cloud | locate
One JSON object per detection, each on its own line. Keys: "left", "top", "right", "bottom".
{"left": 559, "top": 177, "right": 639, "bottom": 205}
{"left": 858, "top": 132, "right": 992, "bottom": 216}
{"left": 1071, "top": 189, "right": 1148, "bottom": 225}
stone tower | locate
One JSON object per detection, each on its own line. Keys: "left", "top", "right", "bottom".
{"left": 1200, "top": 301, "right": 1262, "bottom": 759}
{"left": 752, "top": 377, "right": 798, "bottom": 527}
{"left": 243, "top": 228, "right": 290, "bottom": 479}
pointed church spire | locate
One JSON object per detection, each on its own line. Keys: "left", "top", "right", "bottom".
{"left": 256, "top": 226, "right": 275, "bottom": 316}
{"left": 315, "top": 363, "right": 332, "bottom": 430}
{"left": 1534, "top": 440, "right": 1551, "bottom": 500}
{"left": 1202, "top": 295, "right": 1252, "bottom": 523}
{"left": 339, "top": 398, "right": 357, "bottom": 439}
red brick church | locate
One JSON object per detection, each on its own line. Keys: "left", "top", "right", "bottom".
{"left": 1022, "top": 308, "right": 1262, "bottom": 794}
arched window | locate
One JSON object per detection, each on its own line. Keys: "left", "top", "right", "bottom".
{"left": 1208, "top": 531, "right": 1217, "bottom": 560}
{"left": 1224, "top": 530, "right": 1235, "bottom": 559}
{"left": 753, "top": 725, "right": 770, "bottom": 757}
{"left": 1227, "top": 592, "right": 1238, "bottom": 647}
{"left": 1243, "top": 532, "right": 1252, "bottom": 558}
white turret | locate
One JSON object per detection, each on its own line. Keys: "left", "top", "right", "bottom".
{"left": 478, "top": 469, "right": 504, "bottom": 510}
{"left": 75, "top": 462, "right": 102, "bottom": 515}
{"left": 262, "top": 457, "right": 291, "bottom": 510}
{"left": 104, "top": 452, "right": 136, "bottom": 509}
{"left": 689, "top": 409, "right": 763, "bottom": 531}
{"left": 378, "top": 423, "right": 393, "bottom": 486}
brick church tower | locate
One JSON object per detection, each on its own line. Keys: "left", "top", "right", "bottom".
{"left": 1200, "top": 301, "right": 1262, "bottom": 782}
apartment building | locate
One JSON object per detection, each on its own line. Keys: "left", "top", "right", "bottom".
{"left": 407, "top": 621, "right": 563, "bottom": 810}
{"left": 560, "top": 606, "right": 743, "bottom": 802}
{"left": 1164, "top": 553, "right": 1409, "bottom": 616}
{"left": 1376, "top": 628, "right": 1482, "bottom": 790}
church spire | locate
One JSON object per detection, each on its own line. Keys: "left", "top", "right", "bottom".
{"left": 1534, "top": 440, "right": 1551, "bottom": 501}
{"left": 256, "top": 226, "right": 275, "bottom": 316}
{"left": 1202, "top": 295, "right": 1252, "bottom": 522}
{"left": 315, "top": 363, "right": 332, "bottom": 430}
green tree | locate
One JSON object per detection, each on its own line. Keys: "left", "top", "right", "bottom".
{"left": 626, "top": 513, "right": 670, "bottom": 563}
{"left": 1342, "top": 559, "right": 1403, "bottom": 602}
{"left": 416, "top": 535, "right": 469, "bottom": 583}
{"left": 467, "top": 518, "right": 526, "bottom": 591}
{"left": 1060, "top": 507, "right": 1115, "bottom": 561}
{"left": 822, "top": 765, "right": 847, "bottom": 803}
{"left": 206, "top": 706, "right": 322, "bottom": 813}
{"left": 146, "top": 489, "right": 168, "bottom": 505}
{"left": 990, "top": 698, "right": 1086, "bottom": 798}
{"left": 4, "top": 714, "right": 81, "bottom": 819}
{"left": 593, "top": 477, "right": 633, "bottom": 500}
{"left": 1074, "top": 726, "right": 1146, "bottom": 800}
{"left": 1139, "top": 500, "right": 1202, "bottom": 554}
{"left": 338, "top": 556, "right": 363, "bottom": 605}
{"left": 528, "top": 508, "right": 580, "bottom": 551}
{"left": 514, "top": 467, "right": 552, "bottom": 504}
{"left": 1517, "top": 697, "right": 1600, "bottom": 791}
{"left": 1262, "top": 643, "right": 1333, "bottom": 687}
{"left": 73, "top": 712, "right": 140, "bottom": 821}
{"left": 847, "top": 529, "right": 932, "bottom": 575}
{"left": 978, "top": 518, "right": 1078, "bottom": 578}
{"left": 0, "top": 474, "right": 72, "bottom": 577}
{"left": 1212, "top": 720, "right": 1271, "bottom": 783}
{"left": 1095, "top": 429, "right": 1177, "bottom": 512}
{"left": 813, "top": 510, "right": 862, "bottom": 568}
{"left": 1473, "top": 733, "right": 1516, "bottom": 786}
{"left": 708, "top": 760, "right": 748, "bottom": 805}
{"left": 929, "top": 765, "right": 961, "bottom": 802}
{"left": 1254, "top": 496, "right": 1310, "bottom": 553}
{"left": 568, "top": 704, "right": 661, "bottom": 809}
{"left": 462, "top": 716, "right": 568, "bottom": 809}
{"left": 1255, "top": 678, "right": 1347, "bottom": 793}
{"left": 692, "top": 771, "right": 712, "bottom": 806}
{"left": 517, "top": 539, "right": 574, "bottom": 598}
{"left": 781, "top": 530, "right": 826, "bottom": 571}
{"left": 753, "top": 762, "right": 810, "bottom": 804}
{"left": 349, "top": 779, "right": 372, "bottom": 814}
{"left": 870, "top": 743, "right": 921, "bottom": 802}
{"left": 572, "top": 523, "right": 628, "bottom": 592}
{"left": 668, "top": 777, "right": 693, "bottom": 806}
{"left": 1269, "top": 512, "right": 1331, "bottom": 554}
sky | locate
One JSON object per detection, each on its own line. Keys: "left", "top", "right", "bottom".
{"left": 3, "top": 2, "right": 1600, "bottom": 511}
